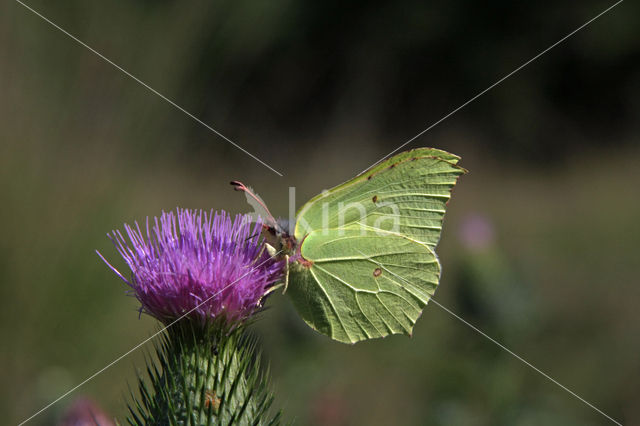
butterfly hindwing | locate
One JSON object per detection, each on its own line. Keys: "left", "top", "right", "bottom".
{"left": 287, "top": 227, "right": 440, "bottom": 344}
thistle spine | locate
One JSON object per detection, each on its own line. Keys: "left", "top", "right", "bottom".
{"left": 128, "top": 321, "right": 281, "bottom": 425}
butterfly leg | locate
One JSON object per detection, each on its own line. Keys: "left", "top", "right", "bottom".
{"left": 257, "top": 246, "right": 288, "bottom": 305}
{"left": 282, "top": 254, "right": 290, "bottom": 294}
{"left": 253, "top": 242, "right": 267, "bottom": 265}
{"left": 259, "top": 284, "right": 281, "bottom": 305}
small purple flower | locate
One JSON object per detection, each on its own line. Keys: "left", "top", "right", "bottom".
{"left": 458, "top": 213, "right": 495, "bottom": 251}
{"left": 99, "top": 209, "right": 283, "bottom": 326}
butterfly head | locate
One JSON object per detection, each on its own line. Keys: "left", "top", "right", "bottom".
{"left": 262, "top": 218, "right": 296, "bottom": 254}
{"left": 231, "top": 181, "right": 298, "bottom": 255}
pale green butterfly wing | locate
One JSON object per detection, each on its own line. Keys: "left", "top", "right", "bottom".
{"left": 294, "top": 148, "right": 466, "bottom": 249}
{"left": 288, "top": 148, "right": 464, "bottom": 343}
{"left": 287, "top": 227, "right": 440, "bottom": 344}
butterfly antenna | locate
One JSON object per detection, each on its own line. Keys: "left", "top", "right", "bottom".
{"left": 230, "top": 181, "right": 278, "bottom": 227}
{"left": 244, "top": 231, "right": 262, "bottom": 242}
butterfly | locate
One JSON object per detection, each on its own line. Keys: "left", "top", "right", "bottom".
{"left": 233, "top": 148, "right": 465, "bottom": 343}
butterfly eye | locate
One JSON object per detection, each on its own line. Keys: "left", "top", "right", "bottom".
{"left": 373, "top": 268, "right": 382, "bottom": 277}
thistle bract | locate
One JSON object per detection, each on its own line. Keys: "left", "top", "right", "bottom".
{"left": 100, "top": 209, "right": 282, "bottom": 326}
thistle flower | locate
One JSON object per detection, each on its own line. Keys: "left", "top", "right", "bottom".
{"left": 99, "top": 209, "right": 283, "bottom": 326}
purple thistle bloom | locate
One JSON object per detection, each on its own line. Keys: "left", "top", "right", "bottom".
{"left": 98, "top": 209, "right": 283, "bottom": 326}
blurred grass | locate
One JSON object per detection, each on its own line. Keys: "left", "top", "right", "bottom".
{"left": 2, "top": 0, "right": 639, "bottom": 424}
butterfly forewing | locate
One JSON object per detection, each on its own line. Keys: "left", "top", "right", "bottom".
{"left": 294, "top": 148, "right": 465, "bottom": 248}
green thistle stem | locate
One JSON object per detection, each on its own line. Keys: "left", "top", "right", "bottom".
{"left": 128, "top": 320, "right": 281, "bottom": 425}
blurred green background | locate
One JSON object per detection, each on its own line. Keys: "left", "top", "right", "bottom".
{"left": 2, "top": 0, "right": 639, "bottom": 424}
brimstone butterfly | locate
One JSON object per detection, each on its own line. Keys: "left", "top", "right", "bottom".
{"left": 233, "top": 148, "right": 465, "bottom": 343}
